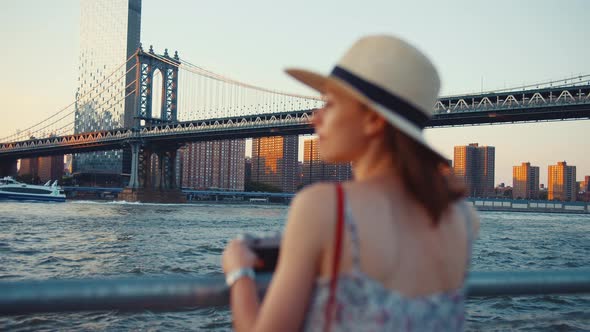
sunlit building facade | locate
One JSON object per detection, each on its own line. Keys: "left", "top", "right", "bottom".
{"left": 453, "top": 143, "right": 495, "bottom": 198}
{"left": 73, "top": 0, "right": 142, "bottom": 175}
{"left": 512, "top": 162, "right": 539, "bottom": 199}
{"left": 181, "top": 140, "right": 246, "bottom": 191}
{"left": 302, "top": 137, "right": 352, "bottom": 186}
{"left": 583, "top": 176, "right": 590, "bottom": 192}
{"left": 548, "top": 161, "right": 577, "bottom": 201}
{"left": 251, "top": 136, "right": 298, "bottom": 192}
{"left": 18, "top": 156, "right": 63, "bottom": 183}
{"left": 18, "top": 158, "right": 38, "bottom": 179}
{"left": 38, "top": 156, "right": 64, "bottom": 183}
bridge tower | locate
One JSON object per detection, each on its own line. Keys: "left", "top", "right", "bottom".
{"left": 121, "top": 46, "right": 185, "bottom": 203}
{"left": 134, "top": 45, "right": 180, "bottom": 127}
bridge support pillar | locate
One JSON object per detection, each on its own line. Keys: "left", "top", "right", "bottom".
{"left": 155, "top": 149, "right": 177, "bottom": 190}
{"left": 118, "top": 143, "right": 185, "bottom": 203}
{"left": 128, "top": 142, "right": 140, "bottom": 189}
{"left": 0, "top": 159, "right": 17, "bottom": 177}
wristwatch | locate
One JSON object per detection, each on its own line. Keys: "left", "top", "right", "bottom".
{"left": 225, "top": 267, "right": 255, "bottom": 287}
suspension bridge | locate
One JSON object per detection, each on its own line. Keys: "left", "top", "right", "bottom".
{"left": 0, "top": 45, "right": 589, "bottom": 200}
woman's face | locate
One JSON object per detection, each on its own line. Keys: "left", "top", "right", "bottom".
{"left": 312, "top": 83, "right": 373, "bottom": 163}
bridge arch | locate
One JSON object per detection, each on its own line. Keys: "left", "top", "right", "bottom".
{"left": 134, "top": 47, "right": 180, "bottom": 128}
{"left": 151, "top": 68, "right": 164, "bottom": 120}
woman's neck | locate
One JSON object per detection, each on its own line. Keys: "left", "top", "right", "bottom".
{"left": 352, "top": 139, "right": 398, "bottom": 182}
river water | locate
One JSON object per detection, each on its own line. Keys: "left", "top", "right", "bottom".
{"left": 0, "top": 201, "right": 589, "bottom": 331}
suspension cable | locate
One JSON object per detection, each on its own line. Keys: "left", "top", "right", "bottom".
{"left": 2, "top": 61, "right": 138, "bottom": 142}
{"left": 1, "top": 52, "right": 138, "bottom": 142}
{"left": 147, "top": 52, "right": 322, "bottom": 101}
{"left": 443, "top": 73, "right": 590, "bottom": 97}
{"left": 29, "top": 87, "right": 138, "bottom": 141}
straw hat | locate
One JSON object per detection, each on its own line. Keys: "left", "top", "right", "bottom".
{"left": 286, "top": 35, "right": 444, "bottom": 160}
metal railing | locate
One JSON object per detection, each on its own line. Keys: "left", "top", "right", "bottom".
{"left": 1, "top": 269, "right": 589, "bottom": 316}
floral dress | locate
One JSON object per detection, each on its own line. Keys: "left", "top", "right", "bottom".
{"left": 302, "top": 198, "right": 473, "bottom": 332}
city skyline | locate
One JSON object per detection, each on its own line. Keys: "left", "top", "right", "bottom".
{"left": 1, "top": 0, "right": 589, "bottom": 186}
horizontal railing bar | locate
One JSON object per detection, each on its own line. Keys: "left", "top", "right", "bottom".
{"left": 0, "top": 270, "right": 588, "bottom": 316}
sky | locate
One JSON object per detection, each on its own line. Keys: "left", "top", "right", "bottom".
{"left": 0, "top": 0, "right": 589, "bottom": 186}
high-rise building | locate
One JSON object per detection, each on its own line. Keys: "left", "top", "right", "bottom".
{"left": 244, "top": 157, "right": 252, "bottom": 184}
{"left": 38, "top": 156, "right": 64, "bottom": 183}
{"left": 18, "top": 158, "right": 39, "bottom": 181}
{"left": 453, "top": 143, "right": 495, "bottom": 197}
{"left": 18, "top": 156, "right": 64, "bottom": 183}
{"left": 73, "top": 0, "right": 142, "bottom": 175}
{"left": 579, "top": 176, "right": 590, "bottom": 202}
{"left": 512, "top": 162, "right": 540, "bottom": 199}
{"left": 64, "top": 155, "right": 73, "bottom": 175}
{"left": 302, "top": 137, "right": 352, "bottom": 186}
{"left": 181, "top": 140, "right": 246, "bottom": 191}
{"left": 175, "top": 147, "right": 184, "bottom": 188}
{"left": 251, "top": 136, "right": 298, "bottom": 193}
{"left": 548, "top": 161, "right": 577, "bottom": 201}
{"left": 303, "top": 137, "right": 322, "bottom": 185}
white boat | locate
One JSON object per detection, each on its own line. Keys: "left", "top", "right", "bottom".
{"left": 0, "top": 177, "right": 66, "bottom": 202}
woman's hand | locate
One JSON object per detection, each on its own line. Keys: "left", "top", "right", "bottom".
{"left": 222, "top": 238, "right": 258, "bottom": 274}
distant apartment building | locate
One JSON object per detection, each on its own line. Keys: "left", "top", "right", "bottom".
{"left": 244, "top": 157, "right": 252, "bottom": 184}
{"left": 548, "top": 161, "right": 577, "bottom": 201}
{"left": 64, "top": 155, "right": 73, "bottom": 175}
{"left": 579, "top": 176, "right": 590, "bottom": 202}
{"left": 38, "top": 156, "right": 64, "bottom": 183}
{"left": 181, "top": 140, "right": 246, "bottom": 191}
{"left": 296, "top": 161, "right": 304, "bottom": 187}
{"left": 175, "top": 148, "right": 184, "bottom": 188}
{"left": 494, "top": 183, "right": 513, "bottom": 198}
{"left": 18, "top": 156, "right": 64, "bottom": 183}
{"left": 251, "top": 136, "right": 298, "bottom": 192}
{"left": 453, "top": 143, "right": 495, "bottom": 197}
{"left": 302, "top": 137, "right": 352, "bottom": 186}
{"left": 512, "top": 162, "right": 540, "bottom": 199}
{"left": 18, "top": 158, "right": 38, "bottom": 179}
{"left": 582, "top": 175, "right": 590, "bottom": 192}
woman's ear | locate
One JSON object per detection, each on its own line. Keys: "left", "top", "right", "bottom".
{"left": 362, "top": 110, "right": 388, "bottom": 137}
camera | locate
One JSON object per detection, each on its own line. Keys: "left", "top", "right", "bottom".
{"left": 240, "top": 233, "right": 281, "bottom": 272}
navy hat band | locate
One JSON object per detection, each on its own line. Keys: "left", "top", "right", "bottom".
{"left": 330, "top": 66, "right": 429, "bottom": 129}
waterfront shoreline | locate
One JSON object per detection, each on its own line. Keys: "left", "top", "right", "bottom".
{"left": 474, "top": 207, "right": 589, "bottom": 215}
{"left": 58, "top": 198, "right": 590, "bottom": 213}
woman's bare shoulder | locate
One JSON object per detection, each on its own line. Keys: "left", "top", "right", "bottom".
{"left": 289, "top": 182, "right": 341, "bottom": 226}
{"left": 282, "top": 182, "right": 340, "bottom": 253}
{"left": 292, "top": 182, "right": 338, "bottom": 210}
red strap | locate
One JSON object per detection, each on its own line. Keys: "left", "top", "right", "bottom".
{"left": 324, "top": 183, "right": 345, "bottom": 332}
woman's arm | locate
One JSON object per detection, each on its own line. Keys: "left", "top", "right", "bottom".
{"left": 222, "top": 239, "right": 260, "bottom": 331}
{"left": 222, "top": 183, "right": 334, "bottom": 332}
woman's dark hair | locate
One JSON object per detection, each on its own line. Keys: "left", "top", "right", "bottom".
{"left": 385, "top": 126, "right": 467, "bottom": 225}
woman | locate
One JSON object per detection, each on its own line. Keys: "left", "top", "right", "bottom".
{"left": 222, "top": 35, "right": 480, "bottom": 331}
